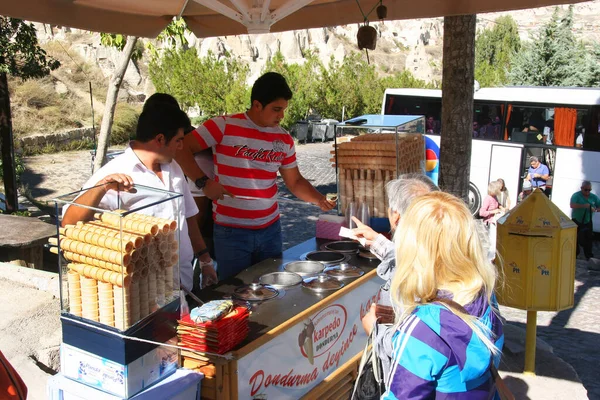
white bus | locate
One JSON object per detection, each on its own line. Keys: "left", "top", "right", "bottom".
{"left": 382, "top": 87, "right": 600, "bottom": 231}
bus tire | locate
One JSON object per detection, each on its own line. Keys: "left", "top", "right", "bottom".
{"left": 468, "top": 182, "right": 481, "bottom": 216}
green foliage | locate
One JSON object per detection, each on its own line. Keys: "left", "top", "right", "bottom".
{"left": 0, "top": 153, "right": 25, "bottom": 182}
{"left": 110, "top": 103, "right": 141, "bottom": 144}
{"left": 0, "top": 17, "right": 60, "bottom": 78}
{"left": 149, "top": 48, "right": 250, "bottom": 117}
{"left": 100, "top": 33, "right": 143, "bottom": 61}
{"left": 146, "top": 18, "right": 190, "bottom": 60}
{"left": 264, "top": 51, "right": 321, "bottom": 129}
{"left": 508, "top": 6, "right": 597, "bottom": 87}
{"left": 150, "top": 45, "right": 432, "bottom": 128}
{"left": 475, "top": 16, "right": 521, "bottom": 87}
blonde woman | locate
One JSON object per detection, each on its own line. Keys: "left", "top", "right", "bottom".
{"left": 480, "top": 180, "right": 505, "bottom": 260}
{"left": 497, "top": 178, "right": 511, "bottom": 210}
{"left": 382, "top": 192, "right": 504, "bottom": 399}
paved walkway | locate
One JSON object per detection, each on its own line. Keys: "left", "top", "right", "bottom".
{"left": 17, "top": 141, "right": 600, "bottom": 398}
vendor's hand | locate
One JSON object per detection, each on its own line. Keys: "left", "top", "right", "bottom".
{"left": 317, "top": 196, "right": 336, "bottom": 211}
{"left": 200, "top": 260, "right": 218, "bottom": 288}
{"left": 97, "top": 173, "right": 135, "bottom": 193}
{"left": 533, "top": 173, "right": 541, "bottom": 178}
{"left": 362, "top": 303, "right": 377, "bottom": 336}
{"left": 204, "top": 179, "right": 233, "bottom": 201}
{"left": 351, "top": 217, "right": 378, "bottom": 245}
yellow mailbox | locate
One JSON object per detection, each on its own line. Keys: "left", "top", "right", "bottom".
{"left": 496, "top": 188, "right": 577, "bottom": 374}
{"left": 497, "top": 189, "right": 577, "bottom": 311}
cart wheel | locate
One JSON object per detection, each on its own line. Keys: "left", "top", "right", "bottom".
{"left": 468, "top": 182, "right": 481, "bottom": 216}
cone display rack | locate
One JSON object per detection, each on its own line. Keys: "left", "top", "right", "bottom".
{"left": 51, "top": 211, "right": 179, "bottom": 330}
{"left": 332, "top": 132, "right": 425, "bottom": 217}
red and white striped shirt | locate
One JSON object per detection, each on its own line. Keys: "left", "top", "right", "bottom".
{"left": 192, "top": 113, "right": 297, "bottom": 229}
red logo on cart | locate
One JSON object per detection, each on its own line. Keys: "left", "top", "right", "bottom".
{"left": 298, "top": 304, "right": 347, "bottom": 364}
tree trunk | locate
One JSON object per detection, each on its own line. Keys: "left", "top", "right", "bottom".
{"left": 93, "top": 36, "right": 138, "bottom": 173}
{"left": 439, "top": 15, "right": 476, "bottom": 203}
{"left": 0, "top": 72, "right": 18, "bottom": 213}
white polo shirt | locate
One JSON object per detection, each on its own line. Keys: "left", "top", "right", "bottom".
{"left": 69, "top": 146, "right": 199, "bottom": 291}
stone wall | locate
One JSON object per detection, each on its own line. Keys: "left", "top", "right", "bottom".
{"left": 16, "top": 127, "right": 95, "bottom": 151}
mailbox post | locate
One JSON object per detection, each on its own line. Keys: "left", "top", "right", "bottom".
{"left": 496, "top": 189, "right": 577, "bottom": 374}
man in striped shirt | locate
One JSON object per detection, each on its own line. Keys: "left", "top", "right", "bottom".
{"left": 176, "top": 72, "right": 335, "bottom": 280}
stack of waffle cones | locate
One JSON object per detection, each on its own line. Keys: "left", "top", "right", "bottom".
{"left": 332, "top": 133, "right": 425, "bottom": 216}
{"left": 51, "top": 211, "right": 179, "bottom": 330}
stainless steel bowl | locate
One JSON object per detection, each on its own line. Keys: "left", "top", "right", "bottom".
{"left": 302, "top": 274, "right": 344, "bottom": 293}
{"left": 323, "top": 240, "right": 360, "bottom": 254}
{"left": 284, "top": 261, "right": 325, "bottom": 277}
{"left": 259, "top": 272, "right": 303, "bottom": 288}
{"left": 303, "top": 250, "right": 347, "bottom": 265}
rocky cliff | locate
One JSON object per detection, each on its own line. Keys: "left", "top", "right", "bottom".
{"left": 33, "top": 1, "right": 600, "bottom": 98}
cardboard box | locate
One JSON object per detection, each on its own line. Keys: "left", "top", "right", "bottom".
{"left": 61, "top": 341, "right": 179, "bottom": 398}
{"left": 48, "top": 368, "right": 202, "bottom": 400}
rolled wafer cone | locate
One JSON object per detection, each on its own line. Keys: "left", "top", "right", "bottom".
{"left": 60, "top": 227, "right": 134, "bottom": 253}
{"left": 49, "top": 237, "right": 131, "bottom": 266}
{"left": 129, "top": 280, "right": 140, "bottom": 323}
{"left": 113, "top": 285, "right": 131, "bottom": 330}
{"left": 49, "top": 247, "right": 130, "bottom": 274}
{"left": 68, "top": 272, "right": 83, "bottom": 317}
{"left": 139, "top": 274, "right": 149, "bottom": 318}
{"left": 81, "top": 221, "right": 151, "bottom": 246}
{"left": 68, "top": 263, "right": 130, "bottom": 287}
{"left": 126, "top": 213, "right": 177, "bottom": 233}
{"left": 98, "top": 282, "right": 114, "bottom": 327}
{"left": 95, "top": 212, "right": 159, "bottom": 236}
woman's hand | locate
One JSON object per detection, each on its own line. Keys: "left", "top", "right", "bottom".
{"left": 361, "top": 303, "right": 378, "bottom": 335}
{"left": 351, "top": 217, "right": 378, "bottom": 245}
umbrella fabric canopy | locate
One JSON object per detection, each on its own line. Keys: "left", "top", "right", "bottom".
{"left": 0, "top": 0, "right": 588, "bottom": 39}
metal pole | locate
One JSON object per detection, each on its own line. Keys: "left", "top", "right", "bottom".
{"left": 524, "top": 310, "right": 537, "bottom": 375}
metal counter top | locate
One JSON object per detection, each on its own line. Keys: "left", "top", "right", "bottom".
{"left": 198, "top": 237, "right": 381, "bottom": 348}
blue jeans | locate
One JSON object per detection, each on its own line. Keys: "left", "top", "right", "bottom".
{"left": 213, "top": 219, "right": 282, "bottom": 280}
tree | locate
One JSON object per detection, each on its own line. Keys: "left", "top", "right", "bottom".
{"left": 475, "top": 15, "right": 520, "bottom": 87}
{"left": 264, "top": 51, "right": 321, "bottom": 129}
{"left": 149, "top": 48, "right": 250, "bottom": 120}
{"left": 0, "top": 17, "right": 59, "bottom": 213}
{"left": 439, "top": 15, "right": 476, "bottom": 202}
{"left": 93, "top": 19, "right": 189, "bottom": 172}
{"left": 93, "top": 34, "right": 138, "bottom": 173}
{"left": 508, "top": 6, "right": 590, "bottom": 87}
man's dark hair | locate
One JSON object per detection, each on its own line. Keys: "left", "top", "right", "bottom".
{"left": 136, "top": 103, "right": 189, "bottom": 143}
{"left": 144, "top": 93, "right": 180, "bottom": 110}
{"left": 143, "top": 93, "right": 195, "bottom": 134}
{"left": 251, "top": 72, "right": 292, "bottom": 107}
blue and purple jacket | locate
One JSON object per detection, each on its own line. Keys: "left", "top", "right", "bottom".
{"left": 382, "top": 294, "right": 504, "bottom": 399}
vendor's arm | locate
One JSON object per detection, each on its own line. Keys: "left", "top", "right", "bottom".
{"left": 187, "top": 214, "right": 217, "bottom": 286}
{"left": 175, "top": 121, "right": 232, "bottom": 200}
{"left": 279, "top": 166, "right": 335, "bottom": 211}
{"left": 61, "top": 173, "right": 134, "bottom": 227}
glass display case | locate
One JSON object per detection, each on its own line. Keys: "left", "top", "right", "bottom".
{"left": 333, "top": 114, "right": 426, "bottom": 220}
{"left": 52, "top": 183, "right": 182, "bottom": 332}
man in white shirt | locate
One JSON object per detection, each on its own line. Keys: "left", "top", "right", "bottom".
{"left": 62, "top": 103, "right": 217, "bottom": 292}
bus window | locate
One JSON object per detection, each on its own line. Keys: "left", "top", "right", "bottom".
{"left": 473, "top": 102, "right": 504, "bottom": 140}
{"left": 509, "top": 106, "right": 553, "bottom": 145}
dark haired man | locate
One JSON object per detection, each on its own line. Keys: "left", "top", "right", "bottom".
{"left": 176, "top": 72, "right": 335, "bottom": 280}
{"left": 62, "top": 103, "right": 217, "bottom": 292}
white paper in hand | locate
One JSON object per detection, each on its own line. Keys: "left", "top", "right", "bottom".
{"left": 338, "top": 227, "right": 367, "bottom": 246}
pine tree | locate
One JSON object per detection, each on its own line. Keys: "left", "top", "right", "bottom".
{"left": 508, "top": 6, "right": 592, "bottom": 87}
{"left": 475, "top": 16, "right": 521, "bottom": 87}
